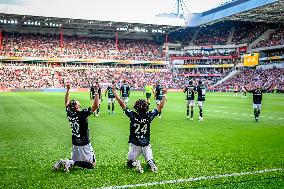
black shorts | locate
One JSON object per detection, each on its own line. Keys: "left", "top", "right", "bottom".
{"left": 146, "top": 93, "right": 151, "bottom": 99}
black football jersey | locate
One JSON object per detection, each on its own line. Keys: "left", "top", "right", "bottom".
{"left": 184, "top": 85, "right": 195, "bottom": 100}
{"left": 251, "top": 89, "right": 264, "bottom": 104}
{"left": 125, "top": 107, "right": 158, "bottom": 147}
{"left": 155, "top": 85, "right": 164, "bottom": 100}
{"left": 66, "top": 107, "right": 92, "bottom": 146}
{"left": 90, "top": 86, "right": 102, "bottom": 99}
{"left": 120, "top": 84, "right": 130, "bottom": 97}
{"left": 197, "top": 85, "right": 206, "bottom": 101}
{"left": 107, "top": 86, "right": 115, "bottom": 98}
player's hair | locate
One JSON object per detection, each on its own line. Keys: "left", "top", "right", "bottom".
{"left": 198, "top": 80, "right": 203, "bottom": 85}
{"left": 133, "top": 99, "right": 149, "bottom": 114}
{"left": 189, "top": 80, "right": 193, "bottom": 85}
{"left": 68, "top": 99, "right": 77, "bottom": 112}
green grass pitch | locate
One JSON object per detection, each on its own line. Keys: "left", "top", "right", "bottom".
{"left": 0, "top": 91, "right": 283, "bottom": 189}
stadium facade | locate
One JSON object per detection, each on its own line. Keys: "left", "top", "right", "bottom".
{"left": 0, "top": 0, "right": 283, "bottom": 92}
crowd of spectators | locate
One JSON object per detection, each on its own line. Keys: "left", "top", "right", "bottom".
{"left": 0, "top": 63, "right": 229, "bottom": 89}
{"left": 232, "top": 23, "right": 269, "bottom": 45}
{"left": 171, "top": 51, "right": 238, "bottom": 57}
{"left": 193, "top": 24, "right": 230, "bottom": 45}
{"left": 1, "top": 63, "right": 282, "bottom": 92}
{"left": 0, "top": 32, "right": 165, "bottom": 61}
{"left": 168, "top": 27, "right": 196, "bottom": 44}
{"left": 265, "top": 49, "right": 284, "bottom": 57}
{"left": 167, "top": 22, "right": 276, "bottom": 47}
{"left": 260, "top": 60, "right": 284, "bottom": 65}
{"left": 253, "top": 27, "right": 284, "bottom": 49}
{"left": 175, "top": 68, "right": 231, "bottom": 75}
{"left": 184, "top": 59, "right": 237, "bottom": 65}
{"left": 0, "top": 66, "right": 171, "bottom": 89}
{"left": 215, "top": 67, "right": 284, "bottom": 92}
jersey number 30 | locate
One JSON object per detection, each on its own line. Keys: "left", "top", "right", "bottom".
{"left": 70, "top": 121, "right": 80, "bottom": 137}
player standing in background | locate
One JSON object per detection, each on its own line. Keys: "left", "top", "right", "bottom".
{"left": 120, "top": 80, "right": 131, "bottom": 109}
{"left": 183, "top": 80, "right": 196, "bottom": 120}
{"left": 90, "top": 81, "right": 102, "bottom": 116}
{"left": 53, "top": 84, "right": 99, "bottom": 172}
{"left": 154, "top": 81, "right": 165, "bottom": 118}
{"left": 234, "top": 85, "right": 239, "bottom": 97}
{"left": 112, "top": 86, "right": 167, "bottom": 173}
{"left": 196, "top": 80, "right": 206, "bottom": 121}
{"left": 144, "top": 82, "right": 153, "bottom": 104}
{"left": 241, "top": 85, "right": 247, "bottom": 98}
{"left": 105, "top": 81, "right": 116, "bottom": 114}
{"left": 245, "top": 83, "right": 273, "bottom": 122}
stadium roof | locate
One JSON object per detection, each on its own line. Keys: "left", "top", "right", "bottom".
{"left": 0, "top": 13, "right": 182, "bottom": 36}
{"left": 186, "top": 0, "right": 284, "bottom": 26}
{"left": 226, "top": 0, "right": 284, "bottom": 23}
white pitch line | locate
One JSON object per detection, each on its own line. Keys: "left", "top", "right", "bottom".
{"left": 95, "top": 168, "right": 284, "bottom": 189}
{"left": 206, "top": 109, "right": 284, "bottom": 120}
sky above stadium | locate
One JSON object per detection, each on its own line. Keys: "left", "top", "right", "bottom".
{"left": 0, "top": 0, "right": 231, "bottom": 25}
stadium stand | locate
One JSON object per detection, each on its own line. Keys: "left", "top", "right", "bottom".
{"left": 0, "top": 32, "right": 165, "bottom": 61}
{"left": 252, "top": 27, "right": 284, "bottom": 49}
{"left": 193, "top": 24, "right": 230, "bottom": 45}
{"left": 214, "top": 67, "right": 284, "bottom": 92}
{"left": 232, "top": 22, "right": 270, "bottom": 45}
{"left": 0, "top": 21, "right": 283, "bottom": 92}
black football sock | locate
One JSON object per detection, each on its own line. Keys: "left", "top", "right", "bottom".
{"left": 199, "top": 109, "right": 203, "bottom": 117}
{"left": 254, "top": 109, "right": 258, "bottom": 118}
{"left": 148, "top": 159, "right": 156, "bottom": 166}
{"left": 74, "top": 161, "right": 94, "bottom": 169}
{"left": 108, "top": 104, "right": 110, "bottom": 111}
{"left": 159, "top": 111, "right": 162, "bottom": 116}
{"left": 257, "top": 109, "right": 260, "bottom": 117}
{"left": 187, "top": 106, "right": 189, "bottom": 116}
{"left": 191, "top": 110, "right": 193, "bottom": 118}
{"left": 112, "top": 104, "right": 114, "bottom": 112}
{"left": 97, "top": 104, "right": 100, "bottom": 114}
{"left": 127, "top": 160, "right": 135, "bottom": 168}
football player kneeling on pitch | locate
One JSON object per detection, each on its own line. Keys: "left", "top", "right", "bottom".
{"left": 113, "top": 86, "right": 167, "bottom": 173}
{"left": 52, "top": 84, "right": 99, "bottom": 172}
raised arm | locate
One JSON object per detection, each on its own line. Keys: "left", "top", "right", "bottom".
{"left": 113, "top": 86, "right": 126, "bottom": 110}
{"left": 91, "top": 86, "right": 99, "bottom": 113}
{"left": 65, "top": 84, "right": 71, "bottom": 107}
{"left": 105, "top": 88, "right": 108, "bottom": 97}
{"left": 153, "top": 89, "right": 156, "bottom": 99}
{"left": 158, "top": 88, "right": 167, "bottom": 112}
{"left": 89, "top": 87, "right": 92, "bottom": 100}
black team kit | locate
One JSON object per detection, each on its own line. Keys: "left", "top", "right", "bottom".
{"left": 155, "top": 84, "right": 164, "bottom": 118}
{"left": 90, "top": 85, "right": 101, "bottom": 116}
{"left": 196, "top": 82, "right": 206, "bottom": 121}
{"left": 184, "top": 83, "right": 195, "bottom": 119}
